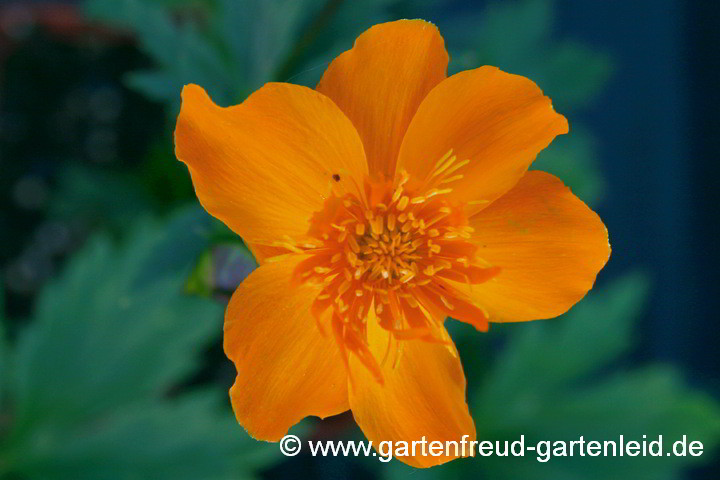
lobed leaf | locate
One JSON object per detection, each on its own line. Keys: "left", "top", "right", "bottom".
{"left": 1, "top": 208, "right": 277, "bottom": 479}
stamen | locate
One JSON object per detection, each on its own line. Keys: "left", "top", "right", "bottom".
{"left": 440, "top": 295, "right": 454, "bottom": 310}
{"left": 442, "top": 158, "right": 470, "bottom": 177}
{"left": 432, "top": 155, "right": 457, "bottom": 177}
{"left": 348, "top": 235, "right": 360, "bottom": 253}
{"left": 399, "top": 271, "right": 415, "bottom": 283}
{"left": 338, "top": 280, "right": 351, "bottom": 296}
{"left": 397, "top": 196, "right": 410, "bottom": 211}
{"left": 432, "top": 148, "right": 454, "bottom": 172}
{"left": 371, "top": 216, "right": 384, "bottom": 235}
{"left": 294, "top": 153, "right": 483, "bottom": 381}
{"left": 271, "top": 241, "right": 305, "bottom": 254}
{"left": 347, "top": 251, "right": 358, "bottom": 266}
{"left": 440, "top": 174, "right": 463, "bottom": 184}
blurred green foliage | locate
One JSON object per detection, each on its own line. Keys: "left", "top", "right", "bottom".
{"left": 438, "top": 0, "right": 611, "bottom": 204}
{"left": 82, "top": 0, "right": 607, "bottom": 206}
{"left": 472, "top": 274, "right": 720, "bottom": 480}
{"left": 0, "top": 208, "right": 274, "bottom": 479}
{"left": 0, "top": 0, "right": 717, "bottom": 479}
{"left": 385, "top": 275, "right": 720, "bottom": 479}
{"left": 49, "top": 165, "right": 153, "bottom": 230}
{"left": 83, "top": 0, "right": 404, "bottom": 106}
{"left": 442, "top": 0, "right": 612, "bottom": 111}
{"left": 0, "top": 289, "right": 6, "bottom": 410}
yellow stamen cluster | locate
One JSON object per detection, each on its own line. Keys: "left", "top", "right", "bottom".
{"left": 286, "top": 150, "right": 498, "bottom": 380}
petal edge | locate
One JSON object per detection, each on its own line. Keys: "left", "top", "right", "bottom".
{"left": 454, "top": 171, "right": 610, "bottom": 323}
{"left": 396, "top": 66, "right": 568, "bottom": 214}
{"left": 348, "top": 312, "right": 475, "bottom": 468}
{"left": 175, "top": 83, "right": 368, "bottom": 252}
{"left": 225, "top": 254, "right": 349, "bottom": 440}
{"left": 317, "top": 19, "right": 449, "bottom": 180}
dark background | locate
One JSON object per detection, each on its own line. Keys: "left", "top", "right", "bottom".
{"left": 556, "top": 0, "right": 720, "bottom": 386}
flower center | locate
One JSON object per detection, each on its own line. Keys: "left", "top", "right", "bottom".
{"left": 290, "top": 150, "right": 500, "bottom": 381}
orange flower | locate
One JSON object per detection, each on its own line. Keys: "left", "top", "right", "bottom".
{"left": 174, "top": 20, "right": 610, "bottom": 467}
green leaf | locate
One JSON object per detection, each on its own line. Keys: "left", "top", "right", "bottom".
{"left": 124, "top": 70, "right": 184, "bottom": 104}
{"left": 437, "top": 0, "right": 610, "bottom": 208}
{"left": 479, "top": 273, "right": 650, "bottom": 408}
{"left": 90, "top": 0, "right": 406, "bottom": 102}
{"left": 443, "top": 0, "right": 553, "bottom": 60}
{"left": 0, "top": 285, "right": 6, "bottom": 414}
{"left": 384, "top": 273, "right": 720, "bottom": 479}
{"left": 215, "top": 0, "right": 316, "bottom": 90}
{"left": 84, "top": 0, "right": 233, "bottom": 105}
{"left": 539, "top": 42, "right": 613, "bottom": 111}
{"left": 282, "top": 0, "right": 401, "bottom": 87}
{"left": 474, "top": 368, "right": 720, "bottom": 480}
{"left": 467, "top": 273, "right": 720, "bottom": 479}
{"left": 48, "top": 165, "right": 152, "bottom": 228}
{"left": 9, "top": 208, "right": 218, "bottom": 428}
{"left": 1, "top": 208, "right": 277, "bottom": 478}
{"left": 7, "top": 391, "right": 273, "bottom": 480}
{"left": 446, "top": 0, "right": 612, "bottom": 111}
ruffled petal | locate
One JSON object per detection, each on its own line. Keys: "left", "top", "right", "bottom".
{"left": 348, "top": 312, "right": 475, "bottom": 468}
{"left": 396, "top": 66, "right": 568, "bottom": 214}
{"left": 454, "top": 171, "right": 610, "bottom": 322}
{"left": 317, "top": 20, "right": 448, "bottom": 180}
{"left": 224, "top": 254, "right": 349, "bottom": 440}
{"left": 175, "top": 83, "right": 367, "bottom": 258}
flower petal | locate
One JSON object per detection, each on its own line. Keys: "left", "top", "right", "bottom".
{"left": 224, "top": 254, "right": 349, "bottom": 441}
{"left": 348, "top": 312, "right": 475, "bottom": 468}
{"left": 175, "top": 83, "right": 368, "bottom": 255}
{"left": 396, "top": 66, "right": 568, "bottom": 213}
{"left": 454, "top": 171, "right": 610, "bottom": 322}
{"left": 317, "top": 20, "right": 448, "bottom": 180}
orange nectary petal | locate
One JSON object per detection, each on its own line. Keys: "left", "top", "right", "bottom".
{"left": 453, "top": 171, "right": 610, "bottom": 323}
{"left": 396, "top": 66, "right": 568, "bottom": 213}
{"left": 224, "top": 254, "right": 349, "bottom": 441}
{"left": 174, "top": 83, "right": 367, "bottom": 260}
{"left": 317, "top": 19, "right": 448, "bottom": 180}
{"left": 348, "top": 311, "right": 475, "bottom": 468}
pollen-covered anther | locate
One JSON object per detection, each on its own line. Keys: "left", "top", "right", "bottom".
{"left": 291, "top": 151, "right": 499, "bottom": 378}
